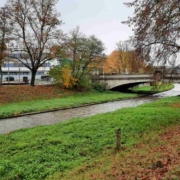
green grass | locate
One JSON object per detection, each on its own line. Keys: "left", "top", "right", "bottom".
{"left": 131, "top": 84, "right": 174, "bottom": 93}
{"left": 0, "top": 91, "right": 138, "bottom": 118}
{"left": 0, "top": 96, "right": 180, "bottom": 179}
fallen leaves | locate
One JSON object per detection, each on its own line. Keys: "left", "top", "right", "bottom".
{"left": 68, "top": 126, "right": 180, "bottom": 180}
{"left": 0, "top": 85, "right": 74, "bottom": 105}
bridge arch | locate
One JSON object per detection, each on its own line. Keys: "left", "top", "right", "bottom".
{"left": 94, "top": 74, "right": 153, "bottom": 90}
{"left": 110, "top": 81, "right": 150, "bottom": 91}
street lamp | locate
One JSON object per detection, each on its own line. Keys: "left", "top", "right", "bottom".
{"left": 8, "top": 58, "right": 9, "bottom": 84}
{"left": 19, "top": 67, "right": 21, "bottom": 85}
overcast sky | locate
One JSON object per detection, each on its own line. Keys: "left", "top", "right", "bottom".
{"left": 0, "top": 0, "right": 134, "bottom": 55}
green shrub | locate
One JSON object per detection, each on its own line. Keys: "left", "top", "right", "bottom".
{"left": 91, "top": 81, "right": 107, "bottom": 92}
{"left": 75, "top": 76, "right": 92, "bottom": 91}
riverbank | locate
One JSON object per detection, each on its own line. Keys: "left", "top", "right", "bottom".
{"left": 0, "top": 84, "right": 175, "bottom": 119}
{"left": 0, "top": 95, "right": 180, "bottom": 179}
{"left": 0, "top": 89, "right": 138, "bottom": 119}
{"left": 129, "top": 84, "right": 174, "bottom": 94}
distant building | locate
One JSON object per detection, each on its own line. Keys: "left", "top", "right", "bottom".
{"left": 2, "top": 53, "right": 59, "bottom": 82}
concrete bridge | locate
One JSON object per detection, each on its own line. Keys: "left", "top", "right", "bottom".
{"left": 94, "top": 74, "right": 180, "bottom": 90}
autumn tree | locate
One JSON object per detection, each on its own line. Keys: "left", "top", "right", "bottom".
{"left": 116, "top": 40, "right": 132, "bottom": 74}
{"left": 104, "top": 51, "right": 122, "bottom": 74}
{"left": 64, "top": 27, "right": 105, "bottom": 87}
{"left": 5, "top": 0, "right": 64, "bottom": 86}
{"left": 123, "top": 0, "right": 180, "bottom": 71}
{"left": 105, "top": 40, "right": 148, "bottom": 74}
{"left": 0, "top": 7, "right": 10, "bottom": 86}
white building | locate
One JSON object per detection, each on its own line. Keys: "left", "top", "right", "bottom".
{"left": 2, "top": 57, "right": 59, "bottom": 82}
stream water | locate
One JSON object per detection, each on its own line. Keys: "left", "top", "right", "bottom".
{"left": 0, "top": 83, "right": 180, "bottom": 134}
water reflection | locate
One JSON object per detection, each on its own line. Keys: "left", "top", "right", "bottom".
{"left": 0, "top": 84, "right": 180, "bottom": 134}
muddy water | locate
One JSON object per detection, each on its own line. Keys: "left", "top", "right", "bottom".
{"left": 0, "top": 84, "right": 180, "bottom": 134}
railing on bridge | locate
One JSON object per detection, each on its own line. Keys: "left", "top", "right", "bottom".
{"left": 94, "top": 73, "right": 180, "bottom": 81}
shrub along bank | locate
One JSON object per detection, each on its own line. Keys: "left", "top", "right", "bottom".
{"left": 0, "top": 96, "right": 180, "bottom": 179}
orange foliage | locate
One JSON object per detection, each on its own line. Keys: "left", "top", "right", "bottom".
{"left": 104, "top": 50, "right": 153, "bottom": 74}
{"left": 61, "top": 66, "right": 77, "bottom": 88}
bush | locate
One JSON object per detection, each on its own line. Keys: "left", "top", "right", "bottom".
{"left": 91, "top": 81, "right": 107, "bottom": 92}
{"left": 49, "top": 65, "right": 77, "bottom": 89}
{"left": 73, "top": 76, "right": 91, "bottom": 91}
{"left": 151, "top": 82, "right": 172, "bottom": 92}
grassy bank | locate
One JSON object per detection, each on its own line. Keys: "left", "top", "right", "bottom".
{"left": 0, "top": 96, "right": 180, "bottom": 179}
{"left": 60, "top": 125, "right": 180, "bottom": 180}
{"left": 131, "top": 84, "right": 174, "bottom": 93}
{"left": 0, "top": 90, "right": 138, "bottom": 118}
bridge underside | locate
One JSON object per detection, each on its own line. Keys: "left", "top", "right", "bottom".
{"left": 98, "top": 79, "right": 152, "bottom": 90}
{"left": 110, "top": 82, "right": 150, "bottom": 91}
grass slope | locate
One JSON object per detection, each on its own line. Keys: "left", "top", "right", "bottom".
{"left": 131, "top": 84, "right": 174, "bottom": 93}
{"left": 0, "top": 91, "right": 137, "bottom": 118}
{"left": 0, "top": 96, "right": 180, "bottom": 179}
{"left": 61, "top": 126, "right": 180, "bottom": 180}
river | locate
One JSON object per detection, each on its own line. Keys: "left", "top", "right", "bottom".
{"left": 0, "top": 83, "right": 180, "bottom": 134}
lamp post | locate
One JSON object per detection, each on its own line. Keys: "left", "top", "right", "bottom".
{"left": 19, "top": 67, "right": 21, "bottom": 85}
{"left": 102, "top": 53, "right": 106, "bottom": 80}
{"left": 8, "top": 58, "right": 9, "bottom": 83}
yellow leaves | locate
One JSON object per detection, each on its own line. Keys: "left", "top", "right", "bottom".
{"left": 61, "top": 66, "right": 77, "bottom": 89}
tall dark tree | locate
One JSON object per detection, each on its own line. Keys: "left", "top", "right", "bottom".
{"left": 123, "top": 0, "right": 180, "bottom": 71}
{"left": 6, "top": 0, "right": 64, "bottom": 86}
{"left": 0, "top": 7, "right": 10, "bottom": 86}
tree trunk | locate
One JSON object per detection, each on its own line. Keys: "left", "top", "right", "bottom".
{"left": 0, "top": 65, "right": 3, "bottom": 86}
{"left": 30, "top": 70, "right": 37, "bottom": 86}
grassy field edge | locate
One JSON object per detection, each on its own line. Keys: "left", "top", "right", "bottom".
{"left": 0, "top": 96, "right": 180, "bottom": 179}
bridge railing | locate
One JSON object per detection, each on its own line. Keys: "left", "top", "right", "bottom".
{"left": 93, "top": 74, "right": 180, "bottom": 81}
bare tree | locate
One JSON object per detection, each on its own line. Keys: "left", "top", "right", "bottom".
{"left": 6, "top": 0, "right": 64, "bottom": 86}
{"left": 123, "top": 0, "right": 180, "bottom": 73}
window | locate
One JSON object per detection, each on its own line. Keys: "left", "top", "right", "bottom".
{"left": 5, "top": 63, "right": 14, "bottom": 67}
{"left": 45, "top": 63, "right": 51, "bottom": 67}
{"left": 13, "top": 54, "right": 19, "bottom": 58}
{"left": 9, "top": 72, "right": 17, "bottom": 75}
{"left": 37, "top": 71, "right": 44, "bottom": 75}
{"left": 22, "top": 72, "right": 29, "bottom": 75}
